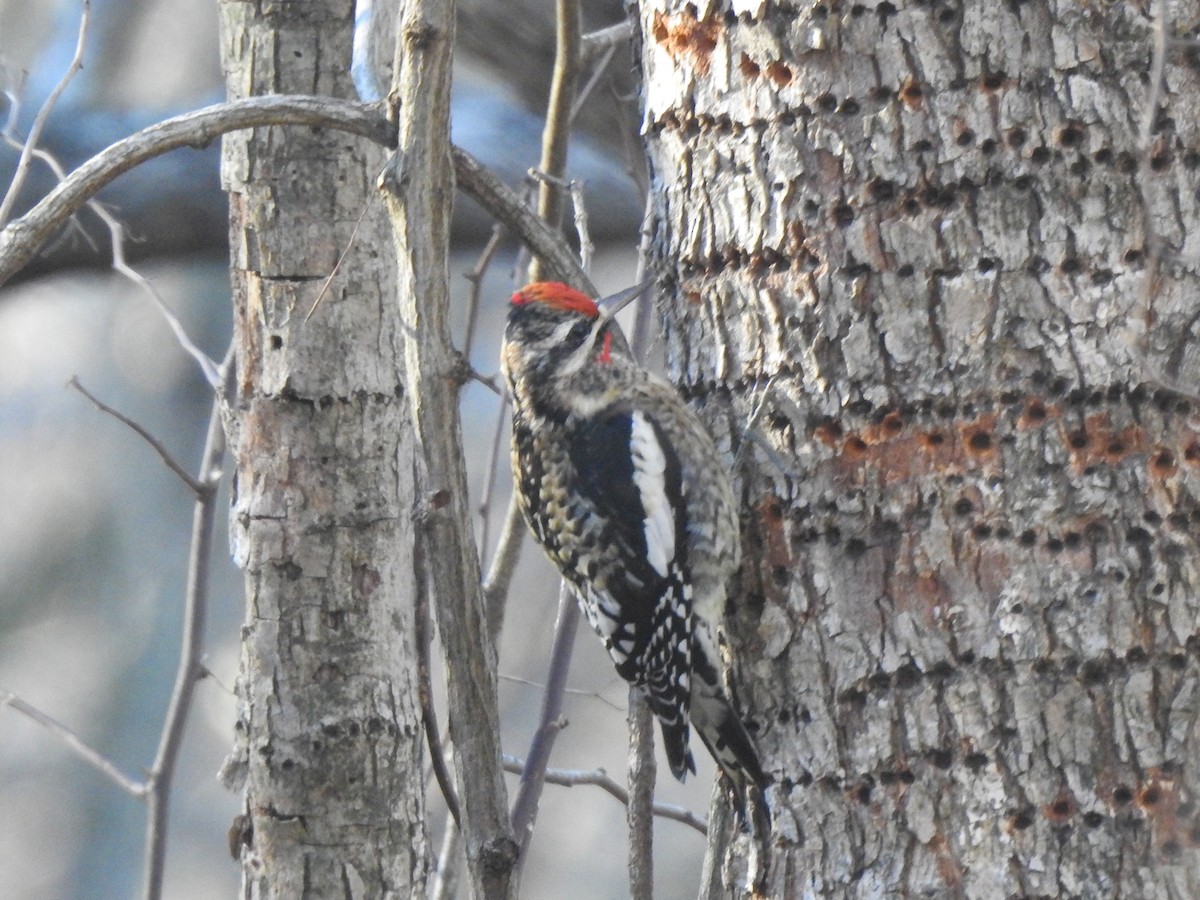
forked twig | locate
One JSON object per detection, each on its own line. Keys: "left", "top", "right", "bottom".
{"left": 500, "top": 754, "right": 707, "bottom": 835}
{"left": 0, "top": 0, "right": 91, "bottom": 225}
{"left": 0, "top": 689, "right": 145, "bottom": 797}
{"left": 68, "top": 377, "right": 205, "bottom": 495}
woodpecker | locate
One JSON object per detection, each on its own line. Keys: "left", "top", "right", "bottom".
{"left": 501, "top": 280, "right": 767, "bottom": 815}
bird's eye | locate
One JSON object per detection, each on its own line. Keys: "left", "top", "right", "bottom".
{"left": 567, "top": 321, "right": 592, "bottom": 346}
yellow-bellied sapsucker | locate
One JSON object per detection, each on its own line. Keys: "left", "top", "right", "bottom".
{"left": 501, "top": 280, "right": 767, "bottom": 815}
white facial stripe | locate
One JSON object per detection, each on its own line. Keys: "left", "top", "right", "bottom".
{"left": 629, "top": 411, "right": 675, "bottom": 578}
{"left": 557, "top": 319, "right": 605, "bottom": 376}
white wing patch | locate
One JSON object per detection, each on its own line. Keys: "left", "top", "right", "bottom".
{"left": 628, "top": 411, "right": 676, "bottom": 578}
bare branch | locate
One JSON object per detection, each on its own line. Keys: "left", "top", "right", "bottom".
{"left": 416, "top": 574, "right": 462, "bottom": 829}
{"left": 572, "top": 43, "right": 618, "bottom": 122}
{"left": 482, "top": 494, "right": 527, "bottom": 638}
{"left": 528, "top": 0, "right": 583, "bottom": 283}
{"left": 476, "top": 398, "right": 511, "bottom": 566}
{"left": 383, "top": 1, "right": 518, "bottom": 894}
{"left": 99, "top": 219, "right": 222, "bottom": 387}
{"left": 581, "top": 21, "right": 632, "bottom": 59}
{"left": 0, "top": 689, "right": 145, "bottom": 797}
{"left": 627, "top": 690, "right": 656, "bottom": 898}
{"left": 305, "top": 196, "right": 374, "bottom": 321}
{"left": 0, "top": 95, "right": 594, "bottom": 296}
{"left": 0, "top": 96, "right": 393, "bottom": 285}
{"left": 510, "top": 582, "right": 580, "bottom": 852}
{"left": 69, "top": 377, "right": 206, "bottom": 495}
{"left": 530, "top": 170, "right": 594, "bottom": 276}
{"left": 500, "top": 754, "right": 708, "bottom": 835}
{"left": 498, "top": 673, "right": 624, "bottom": 712}
{"left": 452, "top": 146, "right": 594, "bottom": 292}
{"left": 462, "top": 222, "right": 506, "bottom": 363}
{"left": 0, "top": 0, "right": 91, "bottom": 225}
{"left": 142, "top": 360, "right": 229, "bottom": 900}
{"left": 630, "top": 193, "right": 656, "bottom": 359}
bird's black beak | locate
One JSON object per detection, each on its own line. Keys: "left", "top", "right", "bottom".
{"left": 596, "top": 280, "right": 652, "bottom": 323}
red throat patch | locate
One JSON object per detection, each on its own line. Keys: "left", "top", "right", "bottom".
{"left": 512, "top": 282, "right": 599, "bottom": 318}
{"left": 597, "top": 331, "right": 613, "bottom": 364}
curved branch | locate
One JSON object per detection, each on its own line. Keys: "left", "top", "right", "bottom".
{"left": 0, "top": 96, "right": 392, "bottom": 285}
{"left": 0, "top": 95, "right": 593, "bottom": 292}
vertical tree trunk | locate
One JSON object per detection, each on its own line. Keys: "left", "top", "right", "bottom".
{"left": 218, "top": 2, "right": 427, "bottom": 895}
{"left": 635, "top": 1, "right": 1200, "bottom": 896}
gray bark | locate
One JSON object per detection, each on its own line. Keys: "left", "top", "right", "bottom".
{"left": 218, "top": 2, "right": 426, "bottom": 896}
{"left": 381, "top": 0, "right": 518, "bottom": 896}
{"left": 635, "top": 1, "right": 1200, "bottom": 896}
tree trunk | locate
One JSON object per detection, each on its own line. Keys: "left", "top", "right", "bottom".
{"left": 218, "top": 2, "right": 427, "bottom": 895}
{"left": 635, "top": 1, "right": 1200, "bottom": 896}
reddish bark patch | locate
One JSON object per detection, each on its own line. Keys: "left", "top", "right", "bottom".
{"left": 890, "top": 570, "right": 951, "bottom": 625}
{"left": 961, "top": 414, "right": 999, "bottom": 459}
{"left": 765, "top": 61, "right": 794, "bottom": 86}
{"left": 739, "top": 52, "right": 761, "bottom": 79}
{"left": 650, "top": 10, "right": 722, "bottom": 76}
{"left": 813, "top": 420, "right": 844, "bottom": 446}
{"left": 1044, "top": 787, "right": 1078, "bottom": 825}
{"left": 900, "top": 77, "right": 924, "bottom": 109}
{"left": 1017, "top": 396, "right": 1057, "bottom": 430}
{"left": 1135, "top": 769, "right": 1193, "bottom": 853}
{"left": 928, "top": 833, "right": 964, "bottom": 891}
{"left": 1062, "top": 413, "right": 1146, "bottom": 474}
{"left": 1150, "top": 447, "right": 1178, "bottom": 478}
{"left": 754, "top": 495, "right": 794, "bottom": 606}
{"left": 826, "top": 410, "right": 1005, "bottom": 486}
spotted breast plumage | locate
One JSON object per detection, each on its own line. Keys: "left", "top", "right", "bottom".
{"left": 501, "top": 280, "right": 767, "bottom": 816}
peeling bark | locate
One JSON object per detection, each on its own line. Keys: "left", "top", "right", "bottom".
{"left": 636, "top": 1, "right": 1200, "bottom": 896}
{"left": 219, "top": 2, "right": 427, "bottom": 896}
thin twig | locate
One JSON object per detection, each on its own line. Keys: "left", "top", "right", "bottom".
{"left": 527, "top": 0, "right": 583, "bottom": 283}
{"left": 510, "top": 582, "right": 580, "bottom": 852}
{"left": 69, "top": 377, "right": 206, "bottom": 495}
{"left": 498, "top": 673, "right": 624, "bottom": 712}
{"left": 581, "top": 21, "right": 633, "bottom": 59}
{"left": 452, "top": 146, "right": 593, "bottom": 292}
{"left": 416, "top": 575, "right": 462, "bottom": 828}
{"left": 571, "top": 43, "right": 617, "bottom": 123}
{"left": 1, "top": 123, "right": 93, "bottom": 247}
{"left": 627, "top": 690, "right": 656, "bottom": 899}
{"left": 568, "top": 180, "right": 593, "bottom": 276}
{"left": 3, "top": 83, "right": 218, "bottom": 386}
{"left": 627, "top": 184, "right": 658, "bottom": 900}
{"left": 305, "top": 196, "right": 373, "bottom": 321}
{"left": 482, "top": 494, "right": 526, "bottom": 639}
{"left": 630, "top": 192, "right": 656, "bottom": 360}
{"left": 462, "top": 222, "right": 506, "bottom": 363}
{"left": 95, "top": 210, "right": 222, "bottom": 387}
{"left": 500, "top": 754, "right": 707, "bottom": 835}
{"left": 531, "top": 170, "right": 595, "bottom": 276}
{"left": 142, "top": 354, "right": 229, "bottom": 900}
{"left": 0, "top": 689, "right": 145, "bottom": 797}
{"left": 0, "top": 0, "right": 90, "bottom": 225}
{"left": 477, "top": 397, "right": 511, "bottom": 565}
